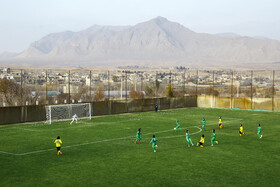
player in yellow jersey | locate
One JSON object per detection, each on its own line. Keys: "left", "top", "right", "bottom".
{"left": 239, "top": 124, "right": 246, "bottom": 136}
{"left": 196, "top": 134, "right": 205, "bottom": 147}
{"left": 54, "top": 136, "right": 63, "bottom": 156}
{"left": 218, "top": 116, "right": 224, "bottom": 129}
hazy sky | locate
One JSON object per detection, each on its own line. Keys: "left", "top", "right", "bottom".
{"left": 1, "top": 0, "right": 280, "bottom": 53}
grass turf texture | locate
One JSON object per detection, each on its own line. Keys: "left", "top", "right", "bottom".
{"left": 0, "top": 108, "right": 279, "bottom": 186}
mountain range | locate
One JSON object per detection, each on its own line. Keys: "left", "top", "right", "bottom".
{"left": 1, "top": 16, "right": 280, "bottom": 68}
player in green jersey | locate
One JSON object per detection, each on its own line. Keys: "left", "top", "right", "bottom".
{"left": 186, "top": 130, "right": 194, "bottom": 147}
{"left": 150, "top": 135, "right": 158, "bottom": 152}
{"left": 211, "top": 129, "right": 218, "bottom": 146}
{"left": 201, "top": 118, "right": 206, "bottom": 131}
{"left": 257, "top": 124, "right": 263, "bottom": 139}
{"left": 135, "top": 128, "right": 141, "bottom": 144}
{"left": 174, "top": 120, "right": 183, "bottom": 132}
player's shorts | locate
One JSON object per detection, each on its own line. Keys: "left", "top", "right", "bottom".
{"left": 56, "top": 147, "right": 61, "bottom": 151}
{"left": 239, "top": 131, "right": 243, "bottom": 134}
{"left": 199, "top": 142, "right": 203, "bottom": 146}
{"left": 219, "top": 123, "right": 221, "bottom": 126}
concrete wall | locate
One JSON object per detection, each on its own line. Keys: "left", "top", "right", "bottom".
{"left": 0, "top": 96, "right": 197, "bottom": 125}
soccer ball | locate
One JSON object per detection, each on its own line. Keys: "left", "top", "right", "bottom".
{"left": 156, "top": 145, "right": 158, "bottom": 147}
{"left": 174, "top": 128, "right": 176, "bottom": 130}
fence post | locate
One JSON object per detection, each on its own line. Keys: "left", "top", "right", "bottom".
{"left": 20, "top": 69, "right": 23, "bottom": 106}
{"left": 251, "top": 70, "right": 253, "bottom": 109}
{"left": 141, "top": 72, "right": 143, "bottom": 94}
{"left": 183, "top": 71, "right": 186, "bottom": 96}
{"left": 156, "top": 71, "right": 158, "bottom": 97}
{"left": 212, "top": 70, "right": 215, "bottom": 92}
{"left": 125, "top": 71, "right": 128, "bottom": 112}
{"left": 120, "top": 74, "right": 123, "bottom": 100}
{"left": 108, "top": 71, "right": 110, "bottom": 100}
{"left": 213, "top": 70, "right": 215, "bottom": 107}
{"left": 272, "top": 70, "right": 275, "bottom": 111}
{"left": 231, "top": 71, "right": 233, "bottom": 109}
{"left": 89, "top": 70, "right": 92, "bottom": 102}
{"left": 169, "top": 71, "right": 172, "bottom": 86}
{"left": 46, "top": 70, "right": 48, "bottom": 104}
{"left": 196, "top": 70, "right": 198, "bottom": 97}
{"left": 68, "top": 70, "right": 71, "bottom": 104}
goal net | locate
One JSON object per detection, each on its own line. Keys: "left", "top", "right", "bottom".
{"left": 46, "top": 103, "right": 91, "bottom": 124}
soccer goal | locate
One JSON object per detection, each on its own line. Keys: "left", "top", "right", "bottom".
{"left": 46, "top": 103, "right": 91, "bottom": 124}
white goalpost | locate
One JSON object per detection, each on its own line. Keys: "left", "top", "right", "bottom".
{"left": 46, "top": 103, "right": 91, "bottom": 124}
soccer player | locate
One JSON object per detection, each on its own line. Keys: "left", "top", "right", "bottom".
{"left": 70, "top": 114, "right": 78, "bottom": 124}
{"left": 239, "top": 124, "right": 246, "bottom": 136}
{"left": 135, "top": 128, "right": 142, "bottom": 144}
{"left": 155, "top": 104, "right": 158, "bottom": 112}
{"left": 197, "top": 134, "right": 205, "bottom": 147}
{"left": 211, "top": 129, "right": 218, "bottom": 146}
{"left": 257, "top": 124, "right": 263, "bottom": 139}
{"left": 54, "top": 136, "right": 62, "bottom": 156}
{"left": 218, "top": 116, "right": 224, "bottom": 129}
{"left": 186, "top": 130, "right": 194, "bottom": 147}
{"left": 150, "top": 135, "right": 158, "bottom": 152}
{"left": 174, "top": 120, "right": 183, "bottom": 132}
{"left": 201, "top": 118, "right": 206, "bottom": 131}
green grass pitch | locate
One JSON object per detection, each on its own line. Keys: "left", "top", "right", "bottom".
{"left": 0, "top": 108, "right": 279, "bottom": 186}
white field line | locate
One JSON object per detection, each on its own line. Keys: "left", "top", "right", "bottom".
{"left": 0, "top": 119, "right": 242, "bottom": 156}
{"left": 0, "top": 118, "right": 141, "bottom": 132}
{"left": 158, "top": 126, "right": 202, "bottom": 139}
{"left": 12, "top": 127, "right": 42, "bottom": 132}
